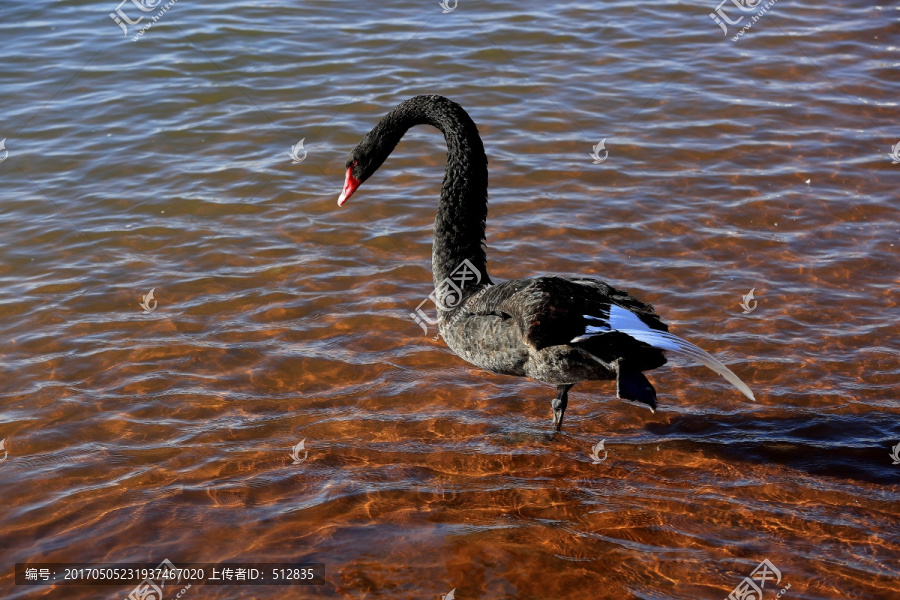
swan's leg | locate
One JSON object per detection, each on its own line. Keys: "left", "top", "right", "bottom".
{"left": 551, "top": 384, "right": 574, "bottom": 432}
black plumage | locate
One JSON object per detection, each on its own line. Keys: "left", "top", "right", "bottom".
{"left": 338, "top": 95, "right": 755, "bottom": 431}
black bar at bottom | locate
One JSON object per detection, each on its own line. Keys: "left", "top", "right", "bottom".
{"left": 15, "top": 563, "right": 325, "bottom": 585}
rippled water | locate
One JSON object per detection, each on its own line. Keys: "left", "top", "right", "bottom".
{"left": 1, "top": 0, "right": 898, "bottom": 598}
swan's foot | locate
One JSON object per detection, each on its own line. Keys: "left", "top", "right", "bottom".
{"left": 614, "top": 361, "right": 657, "bottom": 413}
{"left": 551, "top": 384, "right": 574, "bottom": 432}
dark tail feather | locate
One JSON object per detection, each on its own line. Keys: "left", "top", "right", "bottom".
{"left": 615, "top": 365, "right": 658, "bottom": 412}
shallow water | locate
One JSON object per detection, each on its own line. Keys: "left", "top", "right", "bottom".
{"left": 1, "top": 0, "right": 898, "bottom": 598}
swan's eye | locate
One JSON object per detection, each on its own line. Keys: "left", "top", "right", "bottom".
{"left": 352, "top": 160, "right": 358, "bottom": 167}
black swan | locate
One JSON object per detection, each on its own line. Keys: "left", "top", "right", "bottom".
{"left": 337, "top": 95, "right": 755, "bottom": 431}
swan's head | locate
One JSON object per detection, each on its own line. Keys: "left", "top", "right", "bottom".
{"left": 338, "top": 127, "right": 395, "bottom": 206}
{"left": 337, "top": 157, "right": 362, "bottom": 207}
{"left": 339, "top": 144, "right": 381, "bottom": 207}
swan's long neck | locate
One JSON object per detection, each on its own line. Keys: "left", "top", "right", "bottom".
{"left": 374, "top": 95, "right": 492, "bottom": 288}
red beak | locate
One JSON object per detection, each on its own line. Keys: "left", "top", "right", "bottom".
{"left": 338, "top": 167, "right": 361, "bottom": 206}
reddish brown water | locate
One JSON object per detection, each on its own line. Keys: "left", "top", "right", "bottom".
{"left": 1, "top": 1, "right": 898, "bottom": 599}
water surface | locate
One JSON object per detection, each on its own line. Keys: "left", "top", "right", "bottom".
{"left": 1, "top": 1, "right": 898, "bottom": 598}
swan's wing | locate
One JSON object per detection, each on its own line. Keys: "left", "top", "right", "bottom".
{"left": 462, "top": 277, "right": 754, "bottom": 401}
{"left": 611, "top": 328, "right": 755, "bottom": 401}
{"left": 463, "top": 278, "right": 580, "bottom": 349}
{"left": 570, "top": 277, "right": 666, "bottom": 329}
{"left": 571, "top": 307, "right": 755, "bottom": 401}
{"left": 465, "top": 276, "right": 665, "bottom": 352}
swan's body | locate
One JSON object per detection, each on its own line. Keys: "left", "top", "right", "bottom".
{"left": 338, "top": 95, "right": 754, "bottom": 431}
